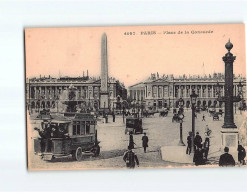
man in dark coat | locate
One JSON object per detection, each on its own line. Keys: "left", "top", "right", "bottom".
{"left": 203, "top": 137, "right": 210, "bottom": 160}
{"left": 194, "top": 132, "right": 202, "bottom": 149}
{"left": 129, "top": 132, "right": 135, "bottom": 149}
{"left": 186, "top": 132, "right": 192, "bottom": 155}
{"left": 237, "top": 144, "right": 246, "bottom": 165}
{"left": 142, "top": 133, "right": 149, "bottom": 153}
{"left": 219, "top": 147, "right": 235, "bottom": 167}
{"left": 123, "top": 146, "right": 139, "bottom": 168}
{"left": 193, "top": 144, "right": 205, "bottom": 166}
{"left": 112, "top": 112, "right": 115, "bottom": 122}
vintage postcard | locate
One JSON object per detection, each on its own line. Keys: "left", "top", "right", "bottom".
{"left": 25, "top": 24, "right": 247, "bottom": 171}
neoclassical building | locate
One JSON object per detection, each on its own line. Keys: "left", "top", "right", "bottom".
{"left": 129, "top": 73, "right": 246, "bottom": 110}
{"left": 26, "top": 73, "right": 127, "bottom": 112}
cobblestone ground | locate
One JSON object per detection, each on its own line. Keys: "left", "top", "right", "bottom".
{"left": 28, "top": 110, "right": 246, "bottom": 170}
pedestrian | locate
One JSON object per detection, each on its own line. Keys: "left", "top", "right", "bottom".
{"left": 202, "top": 114, "right": 205, "bottom": 121}
{"left": 237, "top": 144, "right": 246, "bottom": 165}
{"left": 129, "top": 131, "right": 135, "bottom": 149}
{"left": 204, "top": 125, "right": 211, "bottom": 136}
{"left": 112, "top": 112, "right": 115, "bottom": 122}
{"left": 203, "top": 137, "right": 210, "bottom": 160}
{"left": 194, "top": 132, "right": 202, "bottom": 149}
{"left": 193, "top": 144, "right": 205, "bottom": 166}
{"left": 105, "top": 114, "right": 108, "bottom": 123}
{"left": 219, "top": 147, "right": 235, "bottom": 167}
{"left": 142, "top": 133, "right": 149, "bottom": 153}
{"left": 123, "top": 146, "right": 139, "bottom": 168}
{"left": 186, "top": 131, "right": 192, "bottom": 155}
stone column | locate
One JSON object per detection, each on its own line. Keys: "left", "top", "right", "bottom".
{"left": 222, "top": 40, "right": 237, "bottom": 128}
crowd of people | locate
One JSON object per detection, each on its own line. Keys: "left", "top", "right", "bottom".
{"left": 185, "top": 125, "right": 246, "bottom": 167}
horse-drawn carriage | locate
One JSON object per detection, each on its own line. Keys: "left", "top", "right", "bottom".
{"left": 201, "top": 106, "right": 207, "bottom": 111}
{"left": 143, "top": 110, "right": 155, "bottom": 117}
{"left": 172, "top": 113, "right": 184, "bottom": 123}
{"left": 195, "top": 107, "right": 201, "bottom": 113}
{"left": 159, "top": 109, "right": 168, "bottom": 117}
{"left": 213, "top": 113, "right": 219, "bottom": 120}
{"left": 33, "top": 113, "right": 100, "bottom": 161}
{"left": 209, "top": 107, "right": 216, "bottom": 116}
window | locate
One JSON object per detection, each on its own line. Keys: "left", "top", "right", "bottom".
{"left": 76, "top": 122, "right": 80, "bottom": 135}
{"left": 90, "top": 121, "right": 95, "bottom": 134}
{"left": 81, "top": 121, "right": 85, "bottom": 135}
{"left": 73, "top": 122, "right": 77, "bottom": 135}
{"left": 86, "top": 122, "right": 90, "bottom": 134}
{"left": 186, "top": 89, "right": 189, "bottom": 97}
{"left": 181, "top": 89, "right": 184, "bottom": 97}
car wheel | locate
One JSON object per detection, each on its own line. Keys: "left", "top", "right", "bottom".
{"left": 75, "top": 147, "right": 82, "bottom": 161}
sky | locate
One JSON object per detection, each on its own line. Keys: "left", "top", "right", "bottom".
{"left": 25, "top": 24, "right": 246, "bottom": 87}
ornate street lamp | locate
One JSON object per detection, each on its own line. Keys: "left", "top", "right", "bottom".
{"left": 141, "top": 97, "right": 144, "bottom": 117}
{"left": 89, "top": 92, "right": 91, "bottom": 111}
{"left": 56, "top": 95, "right": 59, "bottom": 113}
{"left": 179, "top": 97, "right": 184, "bottom": 111}
{"left": 190, "top": 89, "right": 198, "bottom": 153}
{"left": 133, "top": 98, "right": 136, "bottom": 114}
{"left": 178, "top": 97, "right": 185, "bottom": 146}
{"left": 237, "top": 81, "right": 244, "bottom": 114}
{"left": 136, "top": 101, "right": 140, "bottom": 119}
{"left": 215, "top": 81, "right": 221, "bottom": 97}
{"left": 237, "top": 81, "right": 243, "bottom": 97}
{"left": 215, "top": 81, "right": 221, "bottom": 109}
{"left": 122, "top": 105, "right": 125, "bottom": 123}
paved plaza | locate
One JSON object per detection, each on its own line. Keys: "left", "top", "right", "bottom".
{"left": 28, "top": 109, "right": 247, "bottom": 170}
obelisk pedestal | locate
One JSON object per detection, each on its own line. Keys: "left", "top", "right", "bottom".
{"left": 99, "top": 33, "right": 110, "bottom": 114}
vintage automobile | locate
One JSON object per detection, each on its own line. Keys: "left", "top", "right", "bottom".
{"left": 33, "top": 113, "right": 100, "bottom": 161}
{"left": 125, "top": 116, "right": 143, "bottom": 134}
{"left": 213, "top": 113, "right": 220, "bottom": 120}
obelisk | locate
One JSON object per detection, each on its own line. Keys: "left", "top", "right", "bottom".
{"left": 99, "top": 33, "right": 109, "bottom": 113}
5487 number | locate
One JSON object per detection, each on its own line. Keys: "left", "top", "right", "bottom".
{"left": 124, "top": 32, "right": 135, "bottom": 35}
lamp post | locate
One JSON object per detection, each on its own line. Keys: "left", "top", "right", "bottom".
{"left": 89, "top": 92, "right": 91, "bottom": 111}
{"left": 141, "top": 97, "right": 144, "bottom": 117}
{"left": 190, "top": 89, "right": 198, "bottom": 153}
{"left": 168, "top": 97, "right": 171, "bottom": 110}
{"left": 104, "top": 101, "right": 106, "bottom": 115}
{"left": 122, "top": 105, "right": 125, "bottom": 123}
{"left": 178, "top": 97, "right": 185, "bottom": 146}
{"left": 132, "top": 98, "right": 136, "bottom": 114}
{"left": 237, "top": 81, "right": 244, "bottom": 114}
{"left": 56, "top": 95, "right": 59, "bottom": 113}
{"left": 112, "top": 101, "right": 115, "bottom": 122}
{"left": 137, "top": 101, "right": 140, "bottom": 119}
